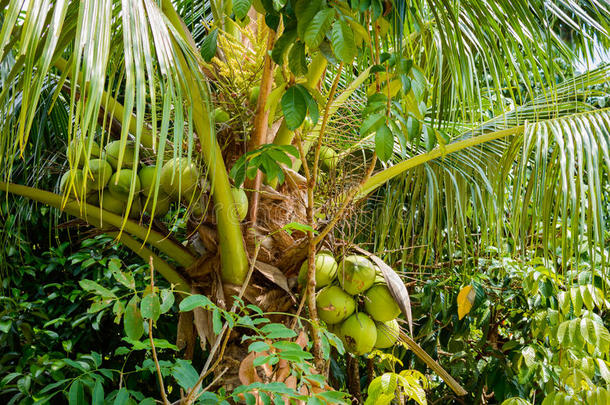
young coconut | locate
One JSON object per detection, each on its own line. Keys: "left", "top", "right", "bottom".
{"left": 108, "top": 169, "right": 141, "bottom": 201}
{"left": 104, "top": 140, "right": 138, "bottom": 169}
{"left": 86, "top": 191, "right": 100, "bottom": 206}
{"left": 84, "top": 159, "right": 112, "bottom": 191}
{"left": 160, "top": 157, "right": 199, "bottom": 200}
{"left": 364, "top": 284, "right": 401, "bottom": 322}
{"left": 100, "top": 192, "right": 126, "bottom": 215}
{"left": 373, "top": 266, "right": 385, "bottom": 284}
{"left": 231, "top": 187, "right": 248, "bottom": 221}
{"left": 67, "top": 138, "right": 100, "bottom": 167}
{"left": 298, "top": 252, "right": 338, "bottom": 289}
{"left": 374, "top": 319, "right": 400, "bottom": 349}
{"left": 249, "top": 85, "right": 260, "bottom": 106}
{"left": 139, "top": 166, "right": 158, "bottom": 196}
{"left": 143, "top": 195, "right": 171, "bottom": 218}
{"left": 127, "top": 197, "right": 143, "bottom": 220}
{"left": 60, "top": 169, "right": 87, "bottom": 199}
{"left": 214, "top": 107, "right": 230, "bottom": 123}
{"left": 319, "top": 146, "right": 338, "bottom": 171}
{"left": 339, "top": 312, "right": 377, "bottom": 355}
{"left": 316, "top": 285, "right": 355, "bottom": 325}
{"left": 338, "top": 255, "right": 376, "bottom": 295}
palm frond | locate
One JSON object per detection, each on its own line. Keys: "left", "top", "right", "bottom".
{"left": 356, "top": 67, "right": 610, "bottom": 275}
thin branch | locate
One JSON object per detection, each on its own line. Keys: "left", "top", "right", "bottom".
{"left": 247, "top": 28, "right": 277, "bottom": 225}
{"left": 311, "top": 62, "right": 344, "bottom": 187}
{"left": 294, "top": 132, "right": 324, "bottom": 367}
{"left": 147, "top": 256, "right": 171, "bottom": 405}
{"left": 183, "top": 243, "right": 261, "bottom": 404}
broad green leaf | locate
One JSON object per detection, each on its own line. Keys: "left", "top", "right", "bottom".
{"left": 422, "top": 125, "right": 436, "bottom": 151}
{"left": 331, "top": 19, "right": 357, "bottom": 63}
{"left": 272, "top": 341, "right": 302, "bottom": 352}
{"left": 79, "top": 280, "right": 116, "bottom": 298}
{"left": 92, "top": 380, "right": 104, "bottom": 405}
{"left": 124, "top": 296, "right": 144, "bottom": 340}
{"left": 260, "top": 323, "right": 297, "bottom": 339}
{"left": 304, "top": 8, "right": 335, "bottom": 49}
{"left": 272, "top": 29, "right": 297, "bottom": 65}
{"left": 68, "top": 380, "right": 84, "bottom": 405}
{"left": 298, "top": 86, "right": 319, "bottom": 125}
{"left": 179, "top": 294, "right": 214, "bottom": 311}
{"left": 248, "top": 341, "right": 270, "bottom": 352}
{"left": 201, "top": 29, "right": 218, "bottom": 62}
{"left": 360, "top": 112, "right": 386, "bottom": 136}
{"left": 288, "top": 41, "right": 308, "bottom": 76}
{"left": 172, "top": 359, "right": 199, "bottom": 391}
{"left": 159, "top": 289, "right": 174, "bottom": 314}
{"left": 233, "top": 0, "right": 252, "bottom": 19}
{"left": 109, "top": 262, "right": 135, "bottom": 290}
{"left": 140, "top": 294, "right": 161, "bottom": 321}
{"left": 114, "top": 388, "right": 129, "bottom": 405}
{"left": 375, "top": 124, "right": 393, "bottom": 161}
{"left": 212, "top": 308, "right": 222, "bottom": 335}
{"left": 281, "top": 86, "right": 307, "bottom": 130}
{"left": 295, "top": 0, "right": 323, "bottom": 38}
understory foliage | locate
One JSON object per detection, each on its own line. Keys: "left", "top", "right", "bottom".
{"left": 1, "top": 0, "right": 610, "bottom": 404}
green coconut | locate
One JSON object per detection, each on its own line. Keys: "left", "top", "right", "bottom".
{"left": 139, "top": 166, "right": 156, "bottom": 196}
{"left": 373, "top": 267, "right": 385, "bottom": 284}
{"left": 143, "top": 195, "right": 171, "bottom": 218}
{"left": 319, "top": 146, "right": 338, "bottom": 171}
{"left": 231, "top": 187, "right": 248, "bottom": 221}
{"left": 60, "top": 169, "right": 87, "bottom": 198}
{"left": 67, "top": 138, "right": 100, "bottom": 167}
{"left": 338, "top": 255, "right": 376, "bottom": 295}
{"left": 374, "top": 319, "right": 400, "bottom": 349}
{"left": 127, "top": 197, "right": 143, "bottom": 220}
{"left": 316, "top": 286, "right": 356, "bottom": 325}
{"left": 339, "top": 312, "right": 377, "bottom": 355}
{"left": 108, "top": 169, "right": 141, "bottom": 201}
{"left": 364, "top": 284, "right": 401, "bottom": 322}
{"left": 84, "top": 159, "right": 112, "bottom": 191}
{"left": 298, "top": 252, "right": 338, "bottom": 289}
{"left": 104, "top": 140, "right": 138, "bottom": 169}
{"left": 160, "top": 157, "right": 199, "bottom": 199}
{"left": 249, "top": 86, "right": 260, "bottom": 106}
{"left": 86, "top": 192, "right": 100, "bottom": 206}
{"left": 100, "top": 192, "right": 126, "bottom": 214}
{"left": 214, "top": 107, "right": 230, "bottom": 123}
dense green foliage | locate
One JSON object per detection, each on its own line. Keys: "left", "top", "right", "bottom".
{"left": 1, "top": 0, "right": 610, "bottom": 403}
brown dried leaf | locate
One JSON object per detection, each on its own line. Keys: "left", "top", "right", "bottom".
{"left": 255, "top": 261, "right": 296, "bottom": 302}
{"left": 176, "top": 311, "right": 194, "bottom": 350}
{"left": 193, "top": 307, "right": 215, "bottom": 350}
{"left": 295, "top": 330, "right": 309, "bottom": 349}
{"left": 239, "top": 351, "right": 264, "bottom": 385}
{"left": 275, "top": 359, "right": 291, "bottom": 382}
{"left": 353, "top": 247, "right": 413, "bottom": 335}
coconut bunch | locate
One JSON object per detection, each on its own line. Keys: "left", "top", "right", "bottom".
{"left": 59, "top": 137, "right": 249, "bottom": 224}
{"left": 298, "top": 252, "right": 402, "bottom": 356}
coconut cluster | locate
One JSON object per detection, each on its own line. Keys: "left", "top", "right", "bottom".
{"left": 60, "top": 138, "right": 249, "bottom": 222}
{"left": 299, "top": 253, "right": 402, "bottom": 356}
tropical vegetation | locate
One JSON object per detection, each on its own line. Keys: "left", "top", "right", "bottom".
{"left": 1, "top": 0, "right": 610, "bottom": 403}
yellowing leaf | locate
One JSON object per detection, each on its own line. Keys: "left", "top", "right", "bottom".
{"left": 457, "top": 285, "right": 476, "bottom": 320}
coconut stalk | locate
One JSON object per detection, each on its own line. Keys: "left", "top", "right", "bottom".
{"left": 162, "top": 6, "right": 249, "bottom": 285}
{"left": 0, "top": 182, "right": 192, "bottom": 291}
{"left": 355, "top": 125, "right": 527, "bottom": 201}
{"left": 246, "top": 26, "right": 276, "bottom": 224}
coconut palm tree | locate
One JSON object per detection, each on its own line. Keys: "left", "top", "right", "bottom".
{"left": 1, "top": 0, "right": 609, "bottom": 401}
